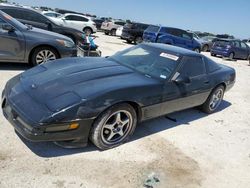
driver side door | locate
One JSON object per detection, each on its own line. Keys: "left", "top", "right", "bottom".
{"left": 161, "top": 56, "right": 211, "bottom": 114}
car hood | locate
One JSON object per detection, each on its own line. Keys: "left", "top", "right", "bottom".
{"left": 20, "top": 57, "right": 155, "bottom": 113}
{"left": 26, "top": 27, "right": 73, "bottom": 42}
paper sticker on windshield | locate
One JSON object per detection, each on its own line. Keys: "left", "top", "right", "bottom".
{"left": 160, "top": 75, "right": 167, "bottom": 79}
{"left": 160, "top": 53, "right": 179, "bottom": 61}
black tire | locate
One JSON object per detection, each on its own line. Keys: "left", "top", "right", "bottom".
{"left": 126, "top": 39, "right": 132, "bottom": 44}
{"left": 134, "top": 36, "right": 143, "bottom": 45}
{"left": 104, "top": 31, "right": 109, "bottom": 35}
{"left": 90, "top": 103, "right": 137, "bottom": 150}
{"left": 211, "top": 53, "right": 216, "bottom": 57}
{"left": 201, "top": 85, "right": 225, "bottom": 114}
{"left": 202, "top": 45, "right": 209, "bottom": 52}
{"left": 83, "top": 27, "right": 93, "bottom": 35}
{"left": 111, "top": 29, "right": 116, "bottom": 36}
{"left": 31, "top": 46, "right": 59, "bottom": 66}
{"left": 228, "top": 52, "right": 234, "bottom": 60}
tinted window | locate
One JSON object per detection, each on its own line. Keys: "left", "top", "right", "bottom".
{"left": 180, "top": 56, "right": 206, "bottom": 77}
{"left": 204, "top": 56, "right": 221, "bottom": 73}
{"left": 182, "top": 32, "right": 192, "bottom": 39}
{"left": 65, "top": 15, "right": 88, "bottom": 22}
{"left": 0, "top": 17, "right": 7, "bottom": 30}
{"left": 167, "top": 28, "right": 182, "bottom": 37}
{"left": 2, "top": 9, "right": 23, "bottom": 19}
{"left": 234, "top": 41, "right": 240, "bottom": 48}
{"left": 145, "top": 25, "right": 160, "bottom": 33}
{"left": 159, "top": 27, "right": 169, "bottom": 33}
{"left": 241, "top": 42, "right": 248, "bottom": 49}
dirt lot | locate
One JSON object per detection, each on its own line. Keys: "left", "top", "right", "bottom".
{"left": 0, "top": 32, "right": 250, "bottom": 188}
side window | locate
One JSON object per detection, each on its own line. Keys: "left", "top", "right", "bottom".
{"left": 168, "top": 28, "right": 181, "bottom": 37}
{"left": 159, "top": 27, "right": 168, "bottom": 34}
{"left": 180, "top": 56, "right": 206, "bottom": 77}
{"left": 78, "top": 16, "right": 88, "bottom": 22}
{"left": 115, "top": 22, "right": 125, "bottom": 26}
{"left": 65, "top": 15, "right": 76, "bottom": 21}
{"left": 0, "top": 17, "right": 7, "bottom": 31}
{"left": 22, "top": 10, "right": 48, "bottom": 23}
{"left": 182, "top": 31, "right": 192, "bottom": 40}
{"left": 2, "top": 9, "right": 24, "bottom": 19}
{"left": 240, "top": 42, "right": 248, "bottom": 49}
{"left": 234, "top": 41, "right": 241, "bottom": 48}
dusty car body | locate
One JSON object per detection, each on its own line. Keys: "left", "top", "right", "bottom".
{"left": 2, "top": 44, "right": 235, "bottom": 149}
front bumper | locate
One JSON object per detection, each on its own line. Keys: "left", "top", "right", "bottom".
{"left": 121, "top": 32, "right": 134, "bottom": 41}
{"left": 1, "top": 86, "right": 93, "bottom": 145}
{"left": 58, "top": 46, "right": 78, "bottom": 58}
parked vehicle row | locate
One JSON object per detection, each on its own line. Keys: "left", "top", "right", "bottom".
{"left": 0, "top": 10, "right": 77, "bottom": 65}
{"left": 211, "top": 39, "right": 250, "bottom": 61}
{"left": 0, "top": 5, "right": 84, "bottom": 44}
{"left": 101, "top": 19, "right": 126, "bottom": 36}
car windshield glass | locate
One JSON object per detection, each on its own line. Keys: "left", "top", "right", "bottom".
{"left": 1, "top": 11, "right": 28, "bottom": 30}
{"left": 109, "top": 45, "right": 180, "bottom": 80}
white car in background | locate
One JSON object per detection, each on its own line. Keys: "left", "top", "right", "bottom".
{"left": 116, "top": 26, "right": 123, "bottom": 37}
{"left": 49, "top": 13, "right": 97, "bottom": 34}
{"left": 243, "top": 39, "right": 250, "bottom": 47}
{"left": 42, "top": 11, "right": 62, "bottom": 18}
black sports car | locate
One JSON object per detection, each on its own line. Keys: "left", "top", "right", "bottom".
{"left": 1, "top": 44, "right": 235, "bottom": 150}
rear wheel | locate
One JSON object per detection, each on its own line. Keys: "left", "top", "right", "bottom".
{"left": 31, "top": 47, "right": 59, "bottom": 66}
{"left": 202, "top": 45, "right": 209, "bottom": 52}
{"left": 90, "top": 103, "right": 137, "bottom": 150}
{"left": 134, "top": 36, "right": 143, "bottom": 45}
{"left": 201, "top": 85, "right": 225, "bottom": 114}
{"left": 211, "top": 53, "right": 216, "bottom": 57}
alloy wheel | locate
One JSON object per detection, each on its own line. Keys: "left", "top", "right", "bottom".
{"left": 209, "top": 88, "right": 223, "bottom": 111}
{"left": 101, "top": 110, "right": 133, "bottom": 145}
{"left": 36, "top": 50, "right": 56, "bottom": 64}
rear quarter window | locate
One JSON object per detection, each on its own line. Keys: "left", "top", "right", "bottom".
{"left": 180, "top": 56, "right": 206, "bottom": 77}
{"left": 204, "top": 57, "right": 221, "bottom": 73}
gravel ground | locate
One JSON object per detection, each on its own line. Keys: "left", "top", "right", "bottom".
{"left": 0, "top": 32, "right": 250, "bottom": 188}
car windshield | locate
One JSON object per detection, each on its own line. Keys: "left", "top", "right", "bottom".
{"left": 109, "top": 45, "right": 180, "bottom": 80}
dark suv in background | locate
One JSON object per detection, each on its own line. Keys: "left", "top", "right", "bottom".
{"left": 0, "top": 6, "right": 84, "bottom": 44}
{"left": 211, "top": 39, "right": 250, "bottom": 60}
{"left": 121, "top": 22, "right": 149, "bottom": 44}
{"left": 143, "top": 25, "right": 201, "bottom": 52}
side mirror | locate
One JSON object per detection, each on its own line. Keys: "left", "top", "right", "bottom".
{"left": 2, "top": 23, "right": 15, "bottom": 32}
{"left": 172, "top": 75, "right": 191, "bottom": 85}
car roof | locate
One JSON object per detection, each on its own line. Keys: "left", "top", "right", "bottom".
{"left": 64, "top": 13, "right": 89, "bottom": 18}
{"left": 141, "top": 43, "right": 201, "bottom": 56}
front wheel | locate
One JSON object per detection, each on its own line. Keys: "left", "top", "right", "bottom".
{"left": 90, "top": 104, "right": 137, "bottom": 150}
{"left": 228, "top": 52, "right": 234, "bottom": 60}
{"left": 31, "top": 47, "right": 59, "bottom": 66}
{"left": 201, "top": 85, "right": 225, "bottom": 114}
{"left": 134, "top": 36, "right": 143, "bottom": 45}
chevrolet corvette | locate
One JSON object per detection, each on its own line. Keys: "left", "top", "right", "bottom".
{"left": 2, "top": 43, "right": 235, "bottom": 150}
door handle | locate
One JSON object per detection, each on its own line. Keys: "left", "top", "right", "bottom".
{"left": 204, "top": 80, "right": 210, "bottom": 84}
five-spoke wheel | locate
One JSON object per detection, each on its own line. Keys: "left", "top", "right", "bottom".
{"left": 90, "top": 103, "right": 137, "bottom": 150}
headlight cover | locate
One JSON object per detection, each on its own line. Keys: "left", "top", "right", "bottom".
{"left": 56, "top": 39, "right": 75, "bottom": 48}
